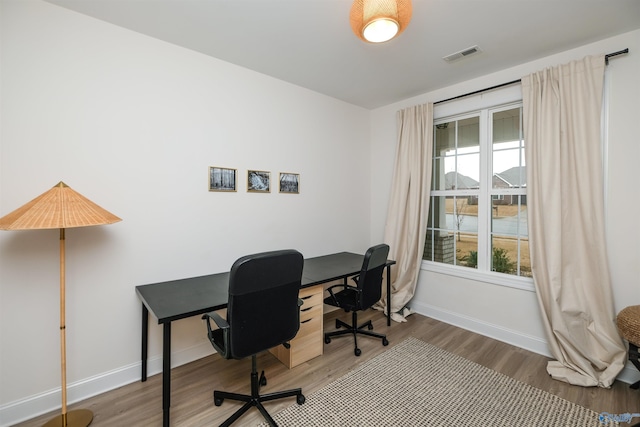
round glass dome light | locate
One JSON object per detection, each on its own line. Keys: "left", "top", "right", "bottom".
{"left": 363, "top": 17, "right": 399, "bottom": 43}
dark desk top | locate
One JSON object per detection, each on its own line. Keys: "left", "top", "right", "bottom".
{"left": 136, "top": 271, "right": 230, "bottom": 324}
{"left": 136, "top": 252, "right": 395, "bottom": 324}
{"left": 301, "top": 252, "right": 364, "bottom": 285}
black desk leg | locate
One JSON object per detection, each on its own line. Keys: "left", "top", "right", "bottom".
{"left": 386, "top": 266, "right": 391, "bottom": 326}
{"left": 163, "top": 322, "right": 171, "bottom": 427}
{"left": 141, "top": 304, "right": 148, "bottom": 382}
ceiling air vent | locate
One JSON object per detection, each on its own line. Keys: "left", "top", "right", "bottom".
{"left": 443, "top": 45, "right": 481, "bottom": 62}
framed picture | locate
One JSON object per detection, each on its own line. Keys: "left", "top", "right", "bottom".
{"left": 279, "top": 172, "right": 300, "bottom": 194}
{"left": 247, "top": 170, "right": 270, "bottom": 192}
{"left": 209, "top": 166, "right": 237, "bottom": 192}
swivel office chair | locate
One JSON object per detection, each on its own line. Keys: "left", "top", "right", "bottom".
{"left": 324, "top": 244, "right": 390, "bottom": 356}
{"left": 203, "top": 249, "right": 305, "bottom": 427}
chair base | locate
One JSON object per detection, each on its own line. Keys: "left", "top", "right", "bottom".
{"left": 213, "top": 355, "right": 305, "bottom": 427}
{"left": 324, "top": 311, "right": 388, "bottom": 356}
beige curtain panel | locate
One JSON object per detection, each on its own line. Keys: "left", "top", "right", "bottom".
{"left": 379, "top": 103, "right": 433, "bottom": 322}
{"left": 522, "top": 54, "right": 626, "bottom": 387}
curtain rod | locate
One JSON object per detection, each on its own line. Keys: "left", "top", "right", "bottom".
{"left": 434, "top": 48, "right": 629, "bottom": 105}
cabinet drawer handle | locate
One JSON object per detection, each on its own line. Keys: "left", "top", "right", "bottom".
{"left": 301, "top": 307, "right": 312, "bottom": 312}
{"left": 301, "top": 319, "right": 312, "bottom": 324}
{"left": 301, "top": 295, "right": 313, "bottom": 300}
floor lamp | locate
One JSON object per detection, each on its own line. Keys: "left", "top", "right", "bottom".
{"left": 0, "top": 182, "right": 121, "bottom": 427}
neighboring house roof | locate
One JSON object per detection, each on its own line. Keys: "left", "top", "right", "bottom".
{"left": 444, "top": 172, "right": 479, "bottom": 190}
{"left": 443, "top": 167, "right": 525, "bottom": 190}
{"left": 494, "top": 166, "right": 526, "bottom": 187}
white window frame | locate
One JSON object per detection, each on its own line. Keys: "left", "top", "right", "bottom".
{"left": 422, "top": 85, "right": 534, "bottom": 292}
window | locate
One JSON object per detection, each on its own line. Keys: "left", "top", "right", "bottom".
{"left": 424, "top": 102, "right": 530, "bottom": 279}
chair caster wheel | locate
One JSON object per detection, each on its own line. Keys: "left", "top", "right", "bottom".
{"left": 354, "top": 348, "right": 361, "bottom": 356}
{"left": 382, "top": 338, "right": 389, "bottom": 346}
{"left": 297, "top": 394, "right": 306, "bottom": 405}
{"left": 335, "top": 319, "right": 341, "bottom": 329}
{"left": 325, "top": 336, "right": 331, "bottom": 344}
{"left": 260, "top": 377, "right": 267, "bottom": 386}
{"left": 214, "top": 397, "right": 223, "bottom": 406}
{"left": 367, "top": 324, "right": 374, "bottom": 330}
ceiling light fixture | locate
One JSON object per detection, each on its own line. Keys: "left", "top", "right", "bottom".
{"left": 350, "top": 0, "right": 412, "bottom": 43}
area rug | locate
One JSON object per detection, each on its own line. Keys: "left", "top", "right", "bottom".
{"left": 260, "top": 337, "right": 619, "bottom": 426}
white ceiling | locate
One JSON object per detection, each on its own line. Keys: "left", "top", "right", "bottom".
{"left": 45, "top": 0, "right": 640, "bottom": 109}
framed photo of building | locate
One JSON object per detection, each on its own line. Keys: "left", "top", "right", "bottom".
{"left": 279, "top": 172, "right": 299, "bottom": 194}
{"left": 247, "top": 170, "right": 270, "bottom": 192}
{"left": 209, "top": 166, "right": 236, "bottom": 192}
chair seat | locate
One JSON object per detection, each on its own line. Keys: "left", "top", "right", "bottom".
{"left": 617, "top": 305, "right": 640, "bottom": 347}
{"left": 324, "top": 288, "right": 358, "bottom": 311}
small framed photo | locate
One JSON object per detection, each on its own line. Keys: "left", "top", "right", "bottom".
{"left": 279, "top": 173, "right": 300, "bottom": 194}
{"left": 209, "top": 166, "right": 237, "bottom": 192}
{"left": 247, "top": 170, "right": 270, "bottom": 193}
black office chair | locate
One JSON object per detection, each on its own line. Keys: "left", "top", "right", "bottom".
{"left": 323, "top": 244, "right": 390, "bottom": 356}
{"left": 203, "top": 250, "right": 306, "bottom": 427}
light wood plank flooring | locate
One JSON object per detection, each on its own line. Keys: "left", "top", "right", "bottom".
{"left": 14, "top": 310, "right": 640, "bottom": 426}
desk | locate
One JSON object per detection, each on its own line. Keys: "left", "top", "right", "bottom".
{"left": 136, "top": 251, "right": 395, "bottom": 427}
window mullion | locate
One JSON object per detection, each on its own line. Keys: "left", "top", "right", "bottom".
{"left": 477, "top": 109, "right": 491, "bottom": 271}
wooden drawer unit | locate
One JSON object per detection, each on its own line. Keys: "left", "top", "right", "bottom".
{"left": 270, "top": 285, "right": 324, "bottom": 368}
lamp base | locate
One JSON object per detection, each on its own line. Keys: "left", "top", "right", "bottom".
{"left": 43, "top": 409, "right": 93, "bottom": 427}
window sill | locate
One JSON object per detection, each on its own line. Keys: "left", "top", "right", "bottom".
{"left": 420, "top": 260, "right": 535, "bottom": 292}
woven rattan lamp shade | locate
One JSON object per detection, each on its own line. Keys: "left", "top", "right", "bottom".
{"left": 0, "top": 181, "right": 121, "bottom": 230}
{"left": 350, "top": 0, "right": 412, "bottom": 43}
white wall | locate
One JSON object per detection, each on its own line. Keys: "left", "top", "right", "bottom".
{"left": 0, "top": 1, "right": 371, "bottom": 424}
{"left": 371, "top": 29, "right": 640, "bottom": 378}
{"left": 2, "top": 1, "right": 639, "bottom": 424}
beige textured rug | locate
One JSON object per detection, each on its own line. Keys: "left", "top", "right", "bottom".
{"left": 260, "top": 337, "right": 619, "bottom": 426}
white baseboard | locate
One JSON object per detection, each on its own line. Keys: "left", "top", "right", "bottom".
{"left": 410, "top": 301, "right": 640, "bottom": 386}
{"left": 0, "top": 342, "right": 214, "bottom": 427}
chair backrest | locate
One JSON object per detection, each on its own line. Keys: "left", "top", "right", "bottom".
{"left": 227, "top": 249, "right": 304, "bottom": 359}
{"left": 356, "top": 244, "right": 390, "bottom": 310}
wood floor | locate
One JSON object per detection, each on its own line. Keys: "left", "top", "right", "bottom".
{"left": 15, "top": 310, "right": 640, "bottom": 426}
